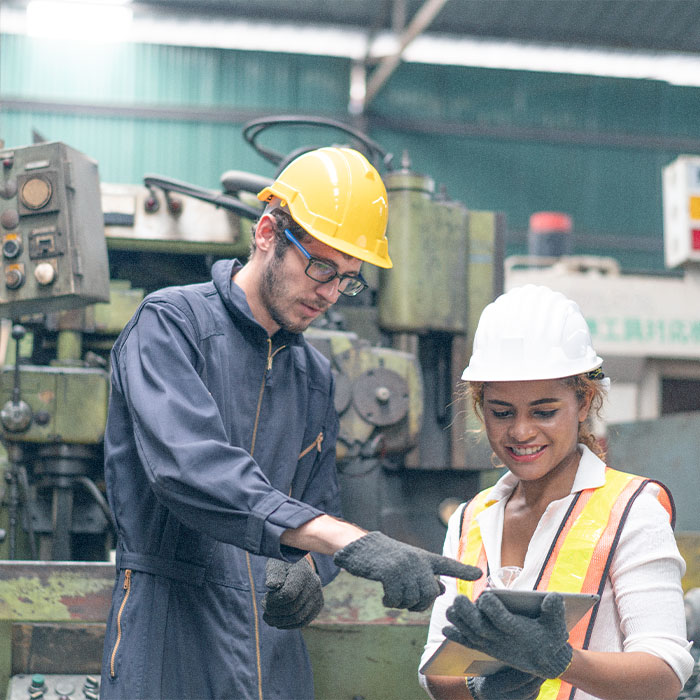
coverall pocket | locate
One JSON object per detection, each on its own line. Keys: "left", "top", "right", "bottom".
{"left": 298, "top": 431, "right": 323, "bottom": 460}
{"left": 288, "top": 432, "right": 325, "bottom": 499}
{"left": 109, "top": 569, "right": 133, "bottom": 679}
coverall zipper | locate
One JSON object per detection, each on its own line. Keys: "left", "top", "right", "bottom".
{"left": 247, "top": 338, "right": 286, "bottom": 700}
{"left": 110, "top": 569, "right": 132, "bottom": 678}
{"left": 250, "top": 339, "right": 285, "bottom": 456}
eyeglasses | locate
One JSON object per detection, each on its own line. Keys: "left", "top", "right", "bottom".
{"left": 284, "top": 229, "right": 368, "bottom": 297}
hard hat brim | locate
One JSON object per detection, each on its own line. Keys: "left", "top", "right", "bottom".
{"left": 461, "top": 357, "right": 604, "bottom": 383}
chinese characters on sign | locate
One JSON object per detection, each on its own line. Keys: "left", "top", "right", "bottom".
{"left": 588, "top": 317, "right": 700, "bottom": 348}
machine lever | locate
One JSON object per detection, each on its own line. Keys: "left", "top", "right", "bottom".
{"left": 1, "top": 324, "right": 32, "bottom": 433}
{"left": 2, "top": 325, "right": 37, "bottom": 558}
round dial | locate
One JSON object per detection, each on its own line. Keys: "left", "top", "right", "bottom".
{"left": 20, "top": 176, "right": 52, "bottom": 209}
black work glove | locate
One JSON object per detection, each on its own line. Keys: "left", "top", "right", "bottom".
{"left": 262, "top": 557, "right": 323, "bottom": 630}
{"left": 333, "top": 531, "right": 482, "bottom": 612}
{"left": 466, "top": 668, "right": 544, "bottom": 700}
{"left": 444, "top": 591, "right": 572, "bottom": 679}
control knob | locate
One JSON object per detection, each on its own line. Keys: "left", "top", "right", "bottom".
{"left": 34, "top": 262, "right": 56, "bottom": 285}
{"left": 1, "top": 398, "right": 32, "bottom": 432}
{"left": 2, "top": 236, "right": 22, "bottom": 259}
{"left": 5, "top": 266, "right": 24, "bottom": 289}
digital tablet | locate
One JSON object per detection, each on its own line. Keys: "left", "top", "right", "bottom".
{"left": 419, "top": 590, "right": 599, "bottom": 677}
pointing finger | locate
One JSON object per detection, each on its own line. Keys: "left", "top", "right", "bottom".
{"left": 429, "top": 555, "right": 483, "bottom": 582}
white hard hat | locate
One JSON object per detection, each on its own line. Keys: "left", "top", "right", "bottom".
{"left": 462, "top": 285, "right": 603, "bottom": 382}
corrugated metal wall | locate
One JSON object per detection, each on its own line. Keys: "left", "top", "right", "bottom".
{"left": 3, "top": 32, "right": 700, "bottom": 271}
{"left": 369, "top": 62, "right": 700, "bottom": 272}
{"left": 0, "top": 34, "right": 351, "bottom": 185}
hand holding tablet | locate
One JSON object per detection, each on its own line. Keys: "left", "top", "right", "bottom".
{"left": 420, "top": 590, "right": 599, "bottom": 677}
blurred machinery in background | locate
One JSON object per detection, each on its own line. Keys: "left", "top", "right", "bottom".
{"left": 0, "top": 142, "right": 112, "bottom": 566}
{"left": 0, "top": 117, "right": 505, "bottom": 570}
{"left": 0, "top": 141, "right": 109, "bottom": 317}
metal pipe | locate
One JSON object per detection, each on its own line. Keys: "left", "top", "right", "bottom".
{"left": 51, "top": 482, "right": 74, "bottom": 561}
{"left": 364, "top": 0, "right": 449, "bottom": 108}
{"left": 78, "top": 475, "right": 117, "bottom": 533}
{"left": 56, "top": 330, "right": 82, "bottom": 363}
{"left": 18, "top": 464, "right": 37, "bottom": 559}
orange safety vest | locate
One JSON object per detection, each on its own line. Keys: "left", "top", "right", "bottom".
{"left": 456, "top": 467, "right": 675, "bottom": 700}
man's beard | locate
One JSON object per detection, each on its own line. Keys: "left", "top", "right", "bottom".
{"left": 259, "top": 252, "right": 313, "bottom": 334}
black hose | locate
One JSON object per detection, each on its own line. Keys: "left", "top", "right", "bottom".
{"left": 78, "top": 476, "right": 118, "bottom": 535}
{"left": 143, "top": 175, "right": 262, "bottom": 219}
{"left": 241, "top": 115, "right": 394, "bottom": 172}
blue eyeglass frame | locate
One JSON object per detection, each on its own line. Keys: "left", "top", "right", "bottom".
{"left": 284, "top": 228, "right": 368, "bottom": 297}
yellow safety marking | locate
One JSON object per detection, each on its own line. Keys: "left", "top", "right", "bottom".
{"left": 690, "top": 196, "right": 700, "bottom": 220}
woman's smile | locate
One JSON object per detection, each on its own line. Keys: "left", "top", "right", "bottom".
{"left": 507, "top": 444, "right": 547, "bottom": 460}
{"left": 483, "top": 379, "right": 591, "bottom": 482}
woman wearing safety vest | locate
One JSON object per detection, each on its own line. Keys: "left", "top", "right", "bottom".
{"left": 419, "top": 285, "right": 693, "bottom": 700}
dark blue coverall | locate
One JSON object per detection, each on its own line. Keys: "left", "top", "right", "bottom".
{"left": 100, "top": 258, "right": 342, "bottom": 700}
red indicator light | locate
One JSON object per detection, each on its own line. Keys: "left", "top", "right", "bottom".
{"left": 693, "top": 229, "right": 700, "bottom": 250}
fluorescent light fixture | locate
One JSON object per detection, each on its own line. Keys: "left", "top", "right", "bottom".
{"left": 133, "top": 18, "right": 700, "bottom": 89}
{"left": 2, "top": 4, "right": 700, "bottom": 87}
{"left": 126, "top": 17, "right": 369, "bottom": 59}
{"left": 394, "top": 34, "right": 700, "bottom": 88}
{"left": 26, "top": 1, "right": 133, "bottom": 42}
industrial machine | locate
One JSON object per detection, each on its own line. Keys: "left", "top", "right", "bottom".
{"left": 0, "top": 141, "right": 113, "bottom": 568}
{"left": 0, "top": 117, "right": 504, "bottom": 698}
{"left": 0, "top": 117, "right": 505, "bottom": 564}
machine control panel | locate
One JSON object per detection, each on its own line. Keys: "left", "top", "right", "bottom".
{"left": 6, "top": 674, "right": 100, "bottom": 700}
{"left": 0, "top": 142, "right": 109, "bottom": 317}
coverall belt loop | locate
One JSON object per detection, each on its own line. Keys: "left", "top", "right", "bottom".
{"left": 117, "top": 551, "right": 207, "bottom": 586}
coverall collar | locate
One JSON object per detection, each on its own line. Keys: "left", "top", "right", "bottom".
{"left": 211, "top": 258, "right": 305, "bottom": 347}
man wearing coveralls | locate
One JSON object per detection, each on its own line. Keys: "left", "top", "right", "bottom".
{"left": 100, "top": 147, "right": 481, "bottom": 700}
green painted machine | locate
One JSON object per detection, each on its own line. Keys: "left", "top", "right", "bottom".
{"left": 0, "top": 117, "right": 505, "bottom": 698}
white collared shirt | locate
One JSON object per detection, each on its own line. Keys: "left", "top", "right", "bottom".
{"left": 419, "top": 445, "right": 694, "bottom": 698}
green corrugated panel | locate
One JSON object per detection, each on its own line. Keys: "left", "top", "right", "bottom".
{"left": 0, "top": 108, "right": 365, "bottom": 188}
{"left": 370, "top": 62, "right": 698, "bottom": 139}
{"left": 0, "top": 108, "right": 256, "bottom": 186}
{"left": 1, "top": 34, "right": 348, "bottom": 111}
{"left": 1, "top": 35, "right": 350, "bottom": 187}
{"left": 368, "top": 63, "right": 700, "bottom": 272}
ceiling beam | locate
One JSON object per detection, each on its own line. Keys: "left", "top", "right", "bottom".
{"left": 363, "top": 0, "right": 449, "bottom": 110}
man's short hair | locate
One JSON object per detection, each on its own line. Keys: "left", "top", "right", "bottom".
{"left": 249, "top": 206, "right": 312, "bottom": 258}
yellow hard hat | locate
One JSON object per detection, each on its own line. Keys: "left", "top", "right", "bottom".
{"left": 257, "top": 147, "right": 392, "bottom": 268}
